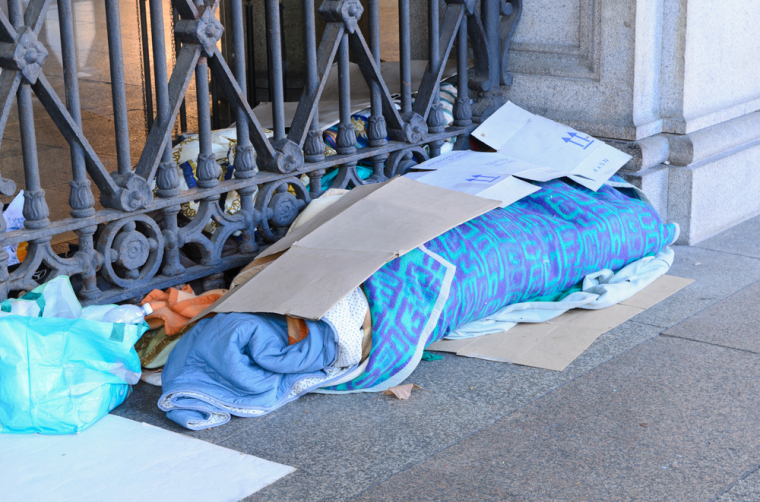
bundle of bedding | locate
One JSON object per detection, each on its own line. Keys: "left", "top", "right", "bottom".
{"left": 159, "top": 177, "right": 678, "bottom": 429}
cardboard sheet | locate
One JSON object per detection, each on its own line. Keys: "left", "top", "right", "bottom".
{"left": 472, "top": 102, "right": 632, "bottom": 191}
{"left": 207, "top": 177, "right": 500, "bottom": 319}
{"left": 408, "top": 151, "right": 542, "bottom": 207}
{"left": 427, "top": 275, "right": 694, "bottom": 371}
{"left": 0, "top": 414, "right": 293, "bottom": 502}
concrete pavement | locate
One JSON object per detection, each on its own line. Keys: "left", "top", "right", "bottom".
{"left": 113, "top": 213, "right": 760, "bottom": 502}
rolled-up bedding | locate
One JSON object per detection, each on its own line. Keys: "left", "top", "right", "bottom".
{"left": 160, "top": 177, "right": 677, "bottom": 428}
{"left": 322, "top": 177, "right": 678, "bottom": 392}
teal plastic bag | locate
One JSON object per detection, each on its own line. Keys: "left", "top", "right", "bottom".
{"left": 0, "top": 279, "right": 147, "bottom": 434}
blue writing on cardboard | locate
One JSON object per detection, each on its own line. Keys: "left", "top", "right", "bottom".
{"left": 466, "top": 174, "right": 501, "bottom": 183}
{"left": 562, "top": 132, "right": 595, "bottom": 150}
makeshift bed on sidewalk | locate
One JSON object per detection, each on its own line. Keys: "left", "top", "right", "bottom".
{"left": 159, "top": 175, "right": 678, "bottom": 430}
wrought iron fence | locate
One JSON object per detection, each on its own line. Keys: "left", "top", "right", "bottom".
{"left": 0, "top": 0, "right": 520, "bottom": 304}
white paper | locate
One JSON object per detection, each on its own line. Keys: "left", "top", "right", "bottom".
{"left": 2, "top": 190, "right": 24, "bottom": 266}
{"left": 472, "top": 102, "right": 632, "bottom": 191}
{"left": 0, "top": 415, "right": 294, "bottom": 502}
{"left": 410, "top": 151, "right": 540, "bottom": 207}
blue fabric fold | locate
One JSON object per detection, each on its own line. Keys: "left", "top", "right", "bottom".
{"left": 159, "top": 313, "right": 346, "bottom": 430}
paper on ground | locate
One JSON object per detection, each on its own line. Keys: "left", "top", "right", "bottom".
{"left": 0, "top": 414, "right": 293, "bottom": 502}
{"left": 408, "top": 151, "right": 541, "bottom": 207}
{"left": 472, "top": 102, "right": 632, "bottom": 191}
{"left": 202, "top": 177, "right": 500, "bottom": 320}
{"left": 427, "top": 275, "right": 694, "bottom": 371}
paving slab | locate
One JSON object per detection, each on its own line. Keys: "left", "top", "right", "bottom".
{"left": 696, "top": 214, "right": 760, "bottom": 260}
{"left": 247, "top": 321, "right": 659, "bottom": 501}
{"left": 664, "top": 279, "right": 760, "bottom": 353}
{"left": 110, "top": 380, "right": 295, "bottom": 446}
{"left": 112, "top": 320, "right": 661, "bottom": 501}
{"left": 716, "top": 467, "right": 760, "bottom": 502}
{"left": 354, "top": 337, "right": 760, "bottom": 502}
{"left": 416, "top": 320, "right": 662, "bottom": 413}
{"left": 631, "top": 245, "right": 760, "bottom": 328}
{"left": 238, "top": 389, "right": 505, "bottom": 502}
{"left": 118, "top": 386, "right": 508, "bottom": 502}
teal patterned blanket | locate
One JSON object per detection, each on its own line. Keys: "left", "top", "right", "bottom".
{"left": 322, "top": 178, "right": 678, "bottom": 392}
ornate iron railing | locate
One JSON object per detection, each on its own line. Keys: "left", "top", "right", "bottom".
{"left": 0, "top": 0, "right": 520, "bottom": 304}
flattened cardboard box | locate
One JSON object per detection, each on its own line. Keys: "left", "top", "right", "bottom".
{"left": 427, "top": 275, "right": 695, "bottom": 371}
{"left": 472, "top": 102, "right": 632, "bottom": 191}
{"left": 202, "top": 177, "right": 500, "bottom": 320}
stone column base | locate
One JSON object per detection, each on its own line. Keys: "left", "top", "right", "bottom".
{"left": 617, "top": 111, "right": 760, "bottom": 245}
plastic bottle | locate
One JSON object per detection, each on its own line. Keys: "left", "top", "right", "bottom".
{"left": 100, "top": 303, "right": 153, "bottom": 324}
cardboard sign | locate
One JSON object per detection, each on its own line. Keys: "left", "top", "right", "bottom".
{"left": 472, "top": 102, "right": 632, "bottom": 191}
{"left": 202, "top": 177, "right": 500, "bottom": 320}
{"left": 407, "top": 151, "right": 541, "bottom": 207}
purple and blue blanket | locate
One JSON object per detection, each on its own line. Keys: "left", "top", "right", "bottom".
{"left": 323, "top": 178, "right": 678, "bottom": 392}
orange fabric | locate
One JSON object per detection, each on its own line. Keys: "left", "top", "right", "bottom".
{"left": 286, "top": 316, "right": 309, "bottom": 345}
{"left": 173, "top": 289, "right": 227, "bottom": 319}
{"left": 16, "top": 242, "right": 27, "bottom": 262}
{"left": 140, "top": 285, "right": 227, "bottom": 336}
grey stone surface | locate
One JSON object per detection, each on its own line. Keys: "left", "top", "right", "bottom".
{"left": 416, "top": 321, "right": 662, "bottom": 414}
{"left": 505, "top": 0, "right": 664, "bottom": 141}
{"left": 354, "top": 336, "right": 760, "bottom": 502}
{"left": 666, "top": 111, "right": 760, "bottom": 166}
{"left": 255, "top": 319, "right": 660, "bottom": 500}
{"left": 663, "top": 279, "right": 760, "bottom": 353}
{"left": 716, "top": 468, "right": 760, "bottom": 502}
{"left": 620, "top": 163, "right": 669, "bottom": 220}
{"left": 668, "top": 140, "right": 760, "bottom": 245}
{"left": 112, "top": 320, "right": 661, "bottom": 502}
{"left": 608, "top": 134, "right": 670, "bottom": 172}
{"left": 507, "top": 0, "right": 597, "bottom": 82}
{"left": 629, "top": 245, "right": 760, "bottom": 328}
{"left": 696, "top": 214, "right": 760, "bottom": 260}
{"left": 660, "top": 0, "right": 760, "bottom": 135}
{"left": 238, "top": 388, "right": 505, "bottom": 502}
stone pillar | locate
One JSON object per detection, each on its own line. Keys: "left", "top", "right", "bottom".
{"left": 659, "top": 0, "right": 760, "bottom": 244}
{"left": 500, "top": 0, "right": 760, "bottom": 244}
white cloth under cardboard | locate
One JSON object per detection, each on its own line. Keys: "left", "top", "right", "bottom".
{"left": 445, "top": 246, "right": 676, "bottom": 340}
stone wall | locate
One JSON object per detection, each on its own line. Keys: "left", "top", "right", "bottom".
{"left": 499, "top": 0, "right": 760, "bottom": 244}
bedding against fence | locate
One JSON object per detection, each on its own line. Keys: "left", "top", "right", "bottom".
{"left": 159, "top": 177, "right": 678, "bottom": 429}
